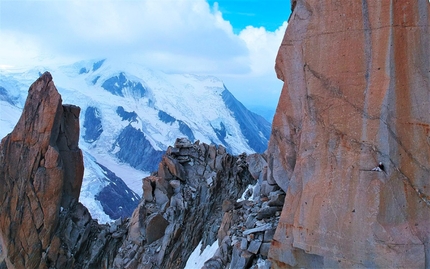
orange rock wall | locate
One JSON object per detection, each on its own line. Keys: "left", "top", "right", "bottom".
{"left": 268, "top": 1, "right": 430, "bottom": 267}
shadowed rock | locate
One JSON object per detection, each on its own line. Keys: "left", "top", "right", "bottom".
{"left": 113, "top": 138, "right": 255, "bottom": 268}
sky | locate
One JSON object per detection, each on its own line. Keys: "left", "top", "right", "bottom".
{"left": 0, "top": 0, "right": 291, "bottom": 114}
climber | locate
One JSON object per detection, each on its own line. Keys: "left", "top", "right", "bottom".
{"left": 371, "top": 162, "right": 385, "bottom": 172}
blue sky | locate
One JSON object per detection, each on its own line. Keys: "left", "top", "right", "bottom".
{"left": 207, "top": 0, "right": 290, "bottom": 33}
{"left": 0, "top": 0, "right": 291, "bottom": 114}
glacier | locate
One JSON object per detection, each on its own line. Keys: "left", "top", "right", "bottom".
{"left": 0, "top": 59, "right": 271, "bottom": 221}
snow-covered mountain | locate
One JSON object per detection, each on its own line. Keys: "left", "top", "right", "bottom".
{"left": 0, "top": 59, "right": 271, "bottom": 221}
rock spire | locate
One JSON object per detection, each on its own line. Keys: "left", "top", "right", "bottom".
{"left": 0, "top": 72, "right": 84, "bottom": 267}
{"left": 0, "top": 73, "right": 126, "bottom": 269}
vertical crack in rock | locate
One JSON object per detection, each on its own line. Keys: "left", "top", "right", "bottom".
{"left": 360, "top": 0, "right": 373, "bottom": 143}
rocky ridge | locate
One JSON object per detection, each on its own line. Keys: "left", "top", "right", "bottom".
{"left": 109, "top": 138, "right": 285, "bottom": 269}
{"left": 111, "top": 138, "right": 255, "bottom": 268}
{"left": 267, "top": 1, "right": 430, "bottom": 268}
{"left": 109, "top": 138, "right": 286, "bottom": 269}
{"left": 109, "top": 138, "right": 284, "bottom": 269}
{"left": 0, "top": 72, "right": 284, "bottom": 268}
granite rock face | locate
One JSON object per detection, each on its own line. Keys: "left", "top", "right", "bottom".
{"left": 267, "top": 1, "right": 430, "bottom": 268}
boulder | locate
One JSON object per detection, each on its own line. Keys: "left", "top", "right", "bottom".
{"left": 256, "top": 206, "right": 280, "bottom": 220}
{"left": 248, "top": 239, "right": 262, "bottom": 254}
{"left": 146, "top": 214, "right": 169, "bottom": 244}
{"left": 231, "top": 245, "right": 254, "bottom": 269}
{"left": 260, "top": 181, "right": 280, "bottom": 197}
{"left": 174, "top": 137, "right": 193, "bottom": 148}
{"left": 259, "top": 243, "right": 271, "bottom": 258}
{"left": 267, "top": 192, "right": 285, "bottom": 207}
{"left": 246, "top": 153, "right": 267, "bottom": 180}
{"left": 161, "top": 155, "right": 186, "bottom": 181}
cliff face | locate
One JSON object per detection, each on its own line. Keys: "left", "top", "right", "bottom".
{"left": 267, "top": 1, "right": 430, "bottom": 268}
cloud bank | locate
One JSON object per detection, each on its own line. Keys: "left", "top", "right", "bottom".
{"left": 0, "top": 0, "right": 287, "bottom": 109}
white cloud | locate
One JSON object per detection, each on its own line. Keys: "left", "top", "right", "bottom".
{"left": 239, "top": 21, "right": 288, "bottom": 76}
{"left": 0, "top": 0, "right": 288, "bottom": 108}
{"left": 0, "top": 31, "right": 41, "bottom": 66}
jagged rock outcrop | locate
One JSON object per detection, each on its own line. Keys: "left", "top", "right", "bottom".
{"left": 0, "top": 73, "right": 125, "bottom": 268}
{"left": 201, "top": 153, "right": 284, "bottom": 269}
{"left": 267, "top": 1, "right": 430, "bottom": 268}
{"left": 112, "top": 138, "right": 255, "bottom": 268}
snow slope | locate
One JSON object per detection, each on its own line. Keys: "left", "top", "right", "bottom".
{"left": 0, "top": 59, "right": 271, "bottom": 221}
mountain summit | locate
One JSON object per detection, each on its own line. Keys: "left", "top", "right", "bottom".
{"left": 0, "top": 60, "right": 271, "bottom": 222}
{"left": 1, "top": 59, "right": 270, "bottom": 177}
